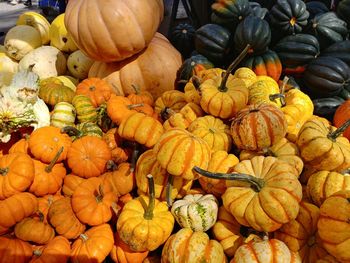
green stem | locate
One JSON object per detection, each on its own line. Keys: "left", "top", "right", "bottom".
{"left": 269, "top": 93, "right": 285, "bottom": 103}
{"left": 127, "top": 103, "right": 144, "bottom": 110}
{"left": 45, "top": 147, "right": 63, "bottom": 173}
{"left": 166, "top": 175, "right": 174, "bottom": 207}
{"left": 279, "top": 76, "right": 289, "bottom": 107}
{"left": 106, "top": 160, "right": 118, "bottom": 171}
{"left": 0, "top": 168, "right": 9, "bottom": 176}
{"left": 193, "top": 166, "right": 265, "bottom": 192}
{"left": 328, "top": 119, "right": 350, "bottom": 141}
{"left": 218, "top": 44, "right": 250, "bottom": 92}
{"left": 143, "top": 174, "right": 155, "bottom": 220}
{"left": 33, "top": 250, "right": 42, "bottom": 257}
{"left": 61, "top": 126, "right": 82, "bottom": 137}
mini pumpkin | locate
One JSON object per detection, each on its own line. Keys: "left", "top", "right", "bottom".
{"left": 62, "top": 173, "right": 85, "bottom": 197}
{"left": 76, "top": 77, "right": 113, "bottom": 107}
{"left": 72, "top": 94, "right": 98, "bottom": 123}
{"left": 0, "top": 235, "right": 32, "bottom": 263}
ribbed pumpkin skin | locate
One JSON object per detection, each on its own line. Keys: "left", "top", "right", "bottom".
{"left": 334, "top": 98, "right": 350, "bottom": 140}
{"left": 161, "top": 228, "right": 227, "bottom": 263}
{"left": 234, "top": 15, "right": 271, "bottom": 55}
{"left": 39, "top": 78, "right": 75, "bottom": 107}
{"left": 318, "top": 190, "right": 350, "bottom": 262}
{"left": 273, "top": 33, "right": 320, "bottom": 69}
{"left": 230, "top": 104, "right": 287, "bottom": 151}
{"left": 321, "top": 40, "right": 350, "bottom": 66}
{"left": 303, "top": 57, "right": 350, "bottom": 98}
{"left": 64, "top": 0, "right": 164, "bottom": 62}
{"left": 50, "top": 102, "right": 76, "bottom": 129}
{"left": 195, "top": 23, "right": 232, "bottom": 63}
{"left": 306, "top": 1, "right": 329, "bottom": 20}
{"left": 269, "top": 0, "right": 309, "bottom": 34}
{"left": 170, "top": 23, "right": 195, "bottom": 58}
{"left": 0, "top": 236, "right": 32, "bottom": 263}
{"left": 231, "top": 239, "right": 301, "bottom": 263}
{"left": 0, "top": 192, "right": 38, "bottom": 229}
{"left": 337, "top": 0, "right": 350, "bottom": 27}
{"left": 62, "top": 174, "right": 85, "bottom": 197}
{"left": 153, "top": 128, "right": 211, "bottom": 180}
{"left": 306, "top": 171, "right": 350, "bottom": 207}
{"left": 241, "top": 49, "right": 282, "bottom": 81}
{"left": 72, "top": 95, "right": 97, "bottom": 123}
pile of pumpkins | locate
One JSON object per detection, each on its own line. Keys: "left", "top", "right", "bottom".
{"left": 1, "top": 0, "right": 350, "bottom": 262}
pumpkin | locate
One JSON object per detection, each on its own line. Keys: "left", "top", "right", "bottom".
{"left": 29, "top": 147, "right": 66, "bottom": 197}
{"left": 64, "top": 0, "right": 164, "bottom": 62}
{"left": 67, "top": 50, "right": 94, "bottom": 80}
{"left": 333, "top": 99, "right": 350, "bottom": 140}
{"left": 118, "top": 112, "right": 164, "bottom": 148}
{"left": 71, "top": 177, "right": 117, "bottom": 226}
{"left": 110, "top": 232, "right": 149, "bottom": 263}
{"left": 48, "top": 197, "right": 86, "bottom": 239}
{"left": 230, "top": 103, "right": 288, "bottom": 151}
{"left": 135, "top": 149, "right": 192, "bottom": 202}
{"left": 117, "top": 174, "right": 174, "bottom": 252}
{"left": 36, "top": 194, "right": 63, "bottom": 223}
{"left": 153, "top": 128, "right": 211, "bottom": 180}
{"left": 274, "top": 201, "right": 328, "bottom": 262}
{"left": 30, "top": 236, "right": 70, "bottom": 263}
{"left": 0, "top": 52, "right": 18, "bottom": 87}
{"left": 14, "top": 214, "right": 55, "bottom": 244}
{"left": 8, "top": 137, "right": 29, "bottom": 154}
{"left": 72, "top": 122, "right": 103, "bottom": 139}
{"left": 306, "top": 170, "right": 350, "bottom": 207}
{"left": 76, "top": 78, "right": 113, "bottom": 108}
{"left": 154, "top": 90, "right": 187, "bottom": 118}
{"left": 321, "top": 40, "right": 350, "bottom": 68}
{"left": 247, "top": 76, "right": 282, "bottom": 107}
{"left": 107, "top": 95, "right": 140, "bottom": 125}
{"left": 337, "top": 0, "right": 350, "bottom": 26}
{"left": 72, "top": 94, "right": 98, "bottom": 123}
{"left": 0, "top": 192, "right": 38, "bottom": 229}
{"left": 101, "top": 162, "right": 135, "bottom": 197}
{"left": 50, "top": 102, "right": 76, "bottom": 129}
{"left": 296, "top": 116, "right": 350, "bottom": 172}
{"left": 127, "top": 85, "right": 154, "bottom": 106}
{"left": 71, "top": 224, "right": 114, "bottom": 263}
{"left": 62, "top": 173, "right": 85, "bottom": 197}
{"left": 316, "top": 255, "right": 341, "bottom": 263}
{"left": 103, "top": 128, "right": 129, "bottom": 165}
{"left": 212, "top": 206, "right": 259, "bottom": 258}
{"left": 169, "top": 22, "right": 196, "bottom": 58}
{"left": 194, "top": 155, "right": 303, "bottom": 232}
{"left": 318, "top": 190, "right": 350, "bottom": 262}
{"left": 233, "top": 67, "right": 257, "bottom": 86}
{"left": 199, "top": 150, "right": 239, "bottom": 197}
{"left": 171, "top": 193, "right": 218, "bottom": 232}
{"left": 313, "top": 97, "right": 345, "bottom": 121}
{"left": 161, "top": 228, "right": 227, "bottom": 263}
{"left": 88, "top": 33, "right": 182, "bottom": 99}
{"left": 0, "top": 153, "right": 34, "bottom": 199}
{"left": 240, "top": 138, "right": 304, "bottom": 176}
{"left": 39, "top": 77, "right": 75, "bottom": 107}
{"left": 28, "top": 126, "right": 72, "bottom": 164}
{"left": 306, "top": 1, "right": 329, "bottom": 20}
{"left": 231, "top": 238, "right": 301, "bottom": 263}
{"left": 0, "top": 235, "right": 33, "bottom": 263}
{"left": 67, "top": 136, "right": 111, "bottom": 178}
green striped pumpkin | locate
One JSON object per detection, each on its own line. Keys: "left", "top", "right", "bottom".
{"left": 75, "top": 122, "right": 103, "bottom": 138}
{"left": 72, "top": 95, "right": 97, "bottom": 123}
{"left": 39, "top": 77, "right": 75, "bottom": 107}
{"left": 171, "top": 194, "right": 218, "bottom": 232}
{"left": 50, "top": 102, "right": 76, "bottom": 129}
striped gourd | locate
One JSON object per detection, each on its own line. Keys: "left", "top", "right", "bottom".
{"left": 39, "top": 77, "right": 75, "bottom": 107}
{"left": 76, "top": 122, "right": 103, "bottom": 138}
{"left": 72, "top": 95, "right": 97, "bottom": 123}
{"left": 50, "top": 102, "right": 76, "bottom": 128}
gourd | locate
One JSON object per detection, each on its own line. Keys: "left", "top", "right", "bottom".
{"left": 67, "top": 50, "right": 94, "bottom": 80}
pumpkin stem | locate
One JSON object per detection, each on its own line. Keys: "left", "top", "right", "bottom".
{"left": 130, "top": 142, "right": 141, "bottom": 173}
{"left": 218, "top": 44, "right": 250, "bottom": 92}
{"left": 127, "top": 103, "right": 144, "bottom": 110}
{"left": 269, "top": 93, "right": 285, "bottom": 103}
{"left": 161, "top": 107, "right": 176, "bottom": 121}
{"left": 61, "top": 126, "right": 82, "bottom": 137}
{"left": 192, "top": 75, "right": 202, "bottom": 90}
{"left": 0, "top": 168, "right": 9, "bottom": 176}
{"left": 80, "top": 233, "right": 89, "bottom": 242}
{"left": 37, "top": 211, "right": 45, "bottom": 222}
{"left": 96, "top": 184, "right": 104, "bottom": 203}
{"left": 262, "top": 147, "right": 275, "bottom": 157}
{"left": 328, "top": 119, "right": 350, "bottom": 141}
{"left": 166, "top": 175, "right": 174, "bottom": 207}
{"left": 131, "top": 84, "right": 140, "bottom": 94}
{"left": 111, "top": 202, "right": 120, "bottom": 217}
{"left": 45, "top": 147, "right": 64, "bottom": 173}
{"left": 143, "top": 174, "right": 155, "bottom": 220}
{"left": 279, "top": 76, "right": 289, "bottom": 107}
{"left": 33, "top": 250, "right": 42, "bottom": 257}
{"left": 106, "top": 160, "right": 118, "bottom": 171}
{"left": 193, "top": 166, "right": 265, "bottom": 192}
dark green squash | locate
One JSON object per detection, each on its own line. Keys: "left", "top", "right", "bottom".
{"left": 176, "top": 54, "right": 214, "bottom": 90}
{"left": 306, "top": 1, "right": 329, "bottom": 20}
{"left": 269, "top": 0, "right": 309, "bottom": 34}
{"left": 273, "top": 33, "right": 320, "bottom": 71}
{"left": 194, "top": 23, "right": 232, "bottom": 64}
{"left": 240, "top": 49, "right": 282, "bottom": 81}
{"left": 303, "top": 57, "right": 350, "bottom": 98}
{"left": 249, "top": 2, "right": 268, "bottom": 19}
{"left": 312, "top": 96, "right": 345, "bottom": 121}
{"left": 211, "top": 0, "right": 252, "bottom": 31}
{"left": 170, "top": 23, "right": 196, "bottom": 59}
{"left": 233, "top": 15, "right": 271, "bottom": 55}
{"left": 321, "top": 40, "right": 350, "bottom": 66}
{"left": 307, "top": 12, "right": 348, "bottom": 50}
{"left": 337, "top": 0, "right": 350, "bottom": 28}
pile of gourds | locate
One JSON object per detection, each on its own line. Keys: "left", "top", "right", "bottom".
{"left": 1, "top": 0, "right": 350, "bottom": 262}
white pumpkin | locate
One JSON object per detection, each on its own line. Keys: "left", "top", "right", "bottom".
{"left": 67, "top": 50, "right": 94, "bottom": 80}
{"left": 50, "top": 14, "right": 78, "bottom": 53}
{"left": 0, "top": 53, "right": 19, "bottom": 87}
{"left": 4, "top": 25, "right": 42, "bottom": 61}
{"left": 16, "top": 11, "right": 51, "bottom": 45}
{"left": 19, "top": 46, "right": 67, "bottom": 79}
{"left": 171, "top": 193, "right": 218, "bottom": 232}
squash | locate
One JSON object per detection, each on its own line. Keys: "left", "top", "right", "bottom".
{"left": 333, "top": 99, "right": 350, "bottom": 140}
{"left": 321, "top": 40, "right": 350, "bottom": 66}
{"left": 18, "top": 46, "right": 67, "bottom": 79}
{"left": 170, "top": 22, "right": 195, "bottom": 58}
{"left": 4, "top": 25, "right": 42, "bottom": 61}
{"left": 64, "top": 0, "right": 164, "bottom": 62}
{"left": 67, "top": 50, "right": 94, "bottom": 80}
{"left": 88, "top": 33, "right": 182, "bottom": 99}
{"left": 0, "top": 235, "right": 32, "bottom": 263}
{"left": 50, "top": 102, "right": 76, "bottom": 129}
{"left": 306, "top": 1, "right": 329, "bottom": 20}
{"left": 72, "top": 95, "right": 98, "bottom": 123}
{"left": 312, "top": 97, "right": 345, "bottom": 121}
{"left": 62, "top": 173, "right": 85, "bottom": 197}
{"left": 39, "top": 77, "right": 75, "bottom": 107}
{"left": 0, "top": 52, "right": 18, "bottom": 87}
{"left": 247, "top": 76, "right": 282, "bottom": 107}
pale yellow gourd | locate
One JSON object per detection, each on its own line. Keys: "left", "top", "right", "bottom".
{"left": 67, "top": 50, "right": 94, "bottom": 80}
{"left": 0, "top": 53, "right": 18, "bottom": 87}
{"left": 50, "top": 14, "right": 78, "bottom": 53}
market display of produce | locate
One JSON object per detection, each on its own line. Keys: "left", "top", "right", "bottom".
{"left": 1, "top": 0, "right": 350, "bottom": 262}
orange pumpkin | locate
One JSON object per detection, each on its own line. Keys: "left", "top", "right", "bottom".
{"left": 67, "top": 136, "right": 112, "bottom": 178}
{"left": 37, "top": 194, "right": 63, "bottom": 223}
{"left": 62, "top": 173, "right": 85, "bottom": 197}
{"left": 127, "top": 85, "right": 154, "bottom": 106}
{"left": 88, "top": 33, "right": 182, "bottom": 99}
{"left": 0, "top": 235, "right": 33, "bottom": 263}
{"left": 76, "top": 77, "right": 113, "bottom": 107}
{"left": 64, "top": 0, "right": 164, "bottom": 62}
{"left": 333, "top": 99, "right": 350, "bottom": 140}
{"left": 107, "top": 95, "right": 139, "bottom": 125}
{"left": 103, "top": 128, "right": 129, "bottom": 165}
{"left": 8, "top": 137, "right": 30, "bottom": 154}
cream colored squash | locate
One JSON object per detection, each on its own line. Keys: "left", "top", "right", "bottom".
{"left": 50, "top": 14, "right": 78, "bottom": 53}
{"left": 0, "top": 53, "right": 18, "bottom": 87}
{"left": 4, "top": 25, "right": 42, "bottom": 61}
{"left": 0, "top": 45, "right": 5, "bottom": 53}
{"left": 56, "top": 75, "right": 78, "bottom": 92}
{"left": 67, "top": 50, "right": 94, "bottom": 80}
{"left": 19, "top": 46, "right": 67, "bottom": 79}
{"left": 16, "top": 11, "right": 51, "bottom": 45}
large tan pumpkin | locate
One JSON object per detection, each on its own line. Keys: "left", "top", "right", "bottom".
{"left": 64, "top": 0, "right": 164, "bottom": 62}
{"left": 88, "top": 33, "right": 182, "bottom": 99}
